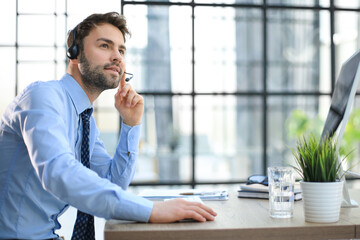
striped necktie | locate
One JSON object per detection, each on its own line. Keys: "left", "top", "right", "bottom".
{"left": 71, "top": 108, "right": 95, "bottom": 240}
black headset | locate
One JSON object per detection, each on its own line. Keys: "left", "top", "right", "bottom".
{"left": 67, "top": 25, "right": 79, "bottom": 59}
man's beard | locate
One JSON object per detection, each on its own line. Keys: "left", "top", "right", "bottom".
{"left": 79, "top": 52, "right": 122, "bottom": 93}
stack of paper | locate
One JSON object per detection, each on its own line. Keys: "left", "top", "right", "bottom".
{"left": 164, "top": 196, "right": 204, "bottom": 203}
{"left": 138, "top": 189, "right": 229, "bottom": 201}
{"left": 238, "top": 183, "right": 302, "bottom": 201}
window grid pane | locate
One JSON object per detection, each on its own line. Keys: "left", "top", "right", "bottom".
{"left": 2, "top": 1, "right": 360, "bottom": 187}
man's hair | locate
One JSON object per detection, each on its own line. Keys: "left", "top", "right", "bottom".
{"left": 67, "top": 12, "right": 130, "bottom": 54}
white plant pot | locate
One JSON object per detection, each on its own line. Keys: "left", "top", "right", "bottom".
{"left": 300, "top": 181, "right": 343, "bottom": 223}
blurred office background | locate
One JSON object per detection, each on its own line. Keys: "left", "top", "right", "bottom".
{"left": 2, "top": 0, "right": 360, "bottom": 239}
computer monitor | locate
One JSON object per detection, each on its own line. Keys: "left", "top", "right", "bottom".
{"left": 321, "top": 50, "right": 360, "bottom": 208}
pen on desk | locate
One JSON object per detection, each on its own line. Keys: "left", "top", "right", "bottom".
{"left": 180, "top": 191, "right": 219, "bottom": 196}
{"left": 180, "top": 192, "right": 198, "bottom": 195}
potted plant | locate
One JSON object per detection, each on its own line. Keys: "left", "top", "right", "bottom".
{"left": 290, "top": 134, "right": 350, "bottom": 223}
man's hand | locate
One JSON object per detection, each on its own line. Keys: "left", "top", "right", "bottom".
{"left": 148, "top": 199, "right": 217, "bottom": 223}
{"left": 114, "top": 72, "right": 144, "bottom": 126}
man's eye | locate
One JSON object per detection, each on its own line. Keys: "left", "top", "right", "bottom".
{"left": 119, "top": 50, "right": 125, "bottom": 56}
{"left": 101, "top": 44, "right": 108, "bottom": 48}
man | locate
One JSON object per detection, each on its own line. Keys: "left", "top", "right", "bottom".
{"left": 0, "top": 12, "right": 216, "bottom": 240}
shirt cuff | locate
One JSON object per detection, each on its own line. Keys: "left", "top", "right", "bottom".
{"left": 119, "top": 122, "right": 141, "bottom": 154}
{"left": 114, "top": 191, "right": 154, "bottom": 222}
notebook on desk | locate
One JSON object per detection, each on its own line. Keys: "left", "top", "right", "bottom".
{"left": 138, "top": 189, "right": 229, "bottom": 201}
{"left": 238, "top": 183, "right": 302, "bottom": 201}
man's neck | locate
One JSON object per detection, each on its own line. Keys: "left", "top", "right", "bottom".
{"left": 66, "top": 65, "right": 101, "bottom": 103}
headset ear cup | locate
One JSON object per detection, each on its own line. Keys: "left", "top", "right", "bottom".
{"left": 67, "top": 26, "right": 79, "bottom": 59}
{"left": 67, "top": 45, "right": 78, "bottom": 59}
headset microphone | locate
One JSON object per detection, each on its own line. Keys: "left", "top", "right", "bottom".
{"left": 125, "top": 72, "right": 133, "bottom": 82}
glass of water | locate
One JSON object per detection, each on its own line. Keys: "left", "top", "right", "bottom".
{"left": 268, "top": 166, "right": 294, "bottom": 218}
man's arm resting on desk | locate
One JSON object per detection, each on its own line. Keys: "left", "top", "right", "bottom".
{"left": 148, "top": 198, "right": 217, "bottom": 223}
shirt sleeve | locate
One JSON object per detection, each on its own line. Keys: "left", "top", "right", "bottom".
{"left": 90, "top": 122, "right": 141, "bottom": 190}
{"left": 16, "top": 85, "right": 153, "bottom": 222}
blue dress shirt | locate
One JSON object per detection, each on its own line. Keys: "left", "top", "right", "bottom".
{"left": 0, "top": 74, "right": 153, "bottom": 239}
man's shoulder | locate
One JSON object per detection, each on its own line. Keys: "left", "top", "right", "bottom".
{"left": 26, "top": 79, "right": 62, "bottom": 91}
{"left": 22, "top": 80, "right": 64, "bottom": 97}
{"left": 17, "top": 80, "right": 68, "bottom": 109}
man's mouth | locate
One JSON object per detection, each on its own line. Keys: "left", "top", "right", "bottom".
{"left": 104, "top": 65, "right": 120, "bottom": 74}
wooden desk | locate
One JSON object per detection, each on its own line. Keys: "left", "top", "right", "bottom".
{"left": 105, "top": 190, "right": 360, "bottom": 240}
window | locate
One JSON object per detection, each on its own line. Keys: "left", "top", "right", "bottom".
{"left": 2, "top": 0, "right": 360, "bottom": 187}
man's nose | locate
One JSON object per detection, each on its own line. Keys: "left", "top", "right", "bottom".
{"left": 112, "top": 50, "right": 123, "bottom": 63}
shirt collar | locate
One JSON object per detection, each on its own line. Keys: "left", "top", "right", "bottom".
{"left": 60, "top": 73, "right": 93, "bottom": 115}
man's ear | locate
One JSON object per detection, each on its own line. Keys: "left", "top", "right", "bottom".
{"left": 69, "top": 58, "right": 79, "bottom": 65}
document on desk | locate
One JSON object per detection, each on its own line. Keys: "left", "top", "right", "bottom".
{"left": 138, "top": 189, "right": 229, "bottom": 201}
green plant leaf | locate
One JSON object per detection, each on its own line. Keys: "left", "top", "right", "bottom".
{"left": 289, "top": 133, "right": 351, "bottom": 182}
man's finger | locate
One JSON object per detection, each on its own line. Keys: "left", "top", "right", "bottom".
{"left": 120, "top": 83, "right": 131, "bottom": 97}
{"left": 184, "top": 210, "right": 206, "bottom": 222}
{"left": 131, "top": 94, "right": 144, "bottom": 107}
{"left": 126, "top": 90, "right": 136, "bottom": 107}
{"left": 187, "top": 205, "right": 216, "bottom": 221}
{"left": 120, "top": 71, "right": 127, "bottom": 89}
